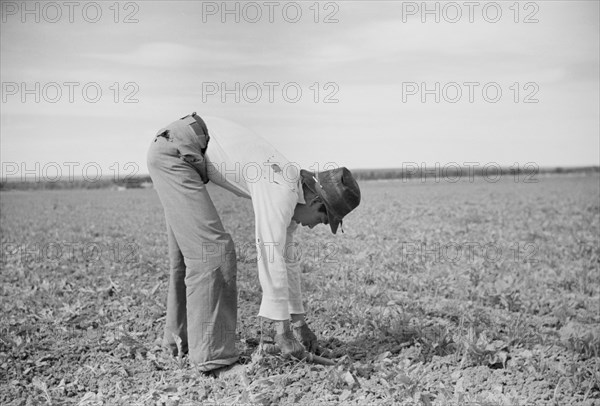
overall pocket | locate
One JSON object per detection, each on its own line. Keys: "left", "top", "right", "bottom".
{"left": 172, "top": 126, "right": 210, "bottom": 183}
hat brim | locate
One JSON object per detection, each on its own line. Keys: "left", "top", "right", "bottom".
{"left": 300, "top": 169, "right": 342, "bottom": 234}
{"left": 328, "top": 215, "right": 341, "bottom": 234}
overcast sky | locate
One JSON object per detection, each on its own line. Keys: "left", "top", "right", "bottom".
{"left": 1, "top": 1, "right": 598, "bottom": 180}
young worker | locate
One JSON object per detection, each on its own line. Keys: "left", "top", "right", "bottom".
{"left": 147, "top": 112, "right": 361, "bottom": 372}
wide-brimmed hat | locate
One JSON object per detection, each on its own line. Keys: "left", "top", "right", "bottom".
{"left": 300, "top": 167, "right": 361, "bottom": 234}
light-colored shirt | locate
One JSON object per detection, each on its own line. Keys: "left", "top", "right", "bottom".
{"left": 202, "top": 116, "right": 305, "bottom": 320}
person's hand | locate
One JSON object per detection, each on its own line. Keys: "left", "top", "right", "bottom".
{"left": 274, "top": 330, "right": 305, "bottom": 359}
{"left": 292, "top": 321, "right": 319, "bottom": 353}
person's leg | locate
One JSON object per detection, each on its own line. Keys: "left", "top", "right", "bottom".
{"left": 147, "top": 128, "right": 238, "bottom": 370}
{"left": 163, "top": 222, "right": 188, "bottom": 356}
{"left": 184, "top": 237, "right": 238, "bottom": 369}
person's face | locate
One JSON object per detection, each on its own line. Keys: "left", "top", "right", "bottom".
{"left": 293, "top": 199, "right": 329, "bottom": 229}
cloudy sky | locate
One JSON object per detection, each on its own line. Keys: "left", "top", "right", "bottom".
{"left": 1, "top": 1, "right": 598, "bottom": 180}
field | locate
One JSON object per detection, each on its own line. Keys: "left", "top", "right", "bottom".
{"left": 1, "top": 174, "right": 599, "bottom": 405}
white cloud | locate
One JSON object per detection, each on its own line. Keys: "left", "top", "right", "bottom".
{"left": 84, "top": 42, "right": 206, "bottom": 67}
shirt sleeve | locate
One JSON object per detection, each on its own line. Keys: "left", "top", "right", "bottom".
{"left": 248, "top": 177, "right": 299, "bottom": 320}
{"left": 285, "top": 221, "right": 305, "bottom": 314}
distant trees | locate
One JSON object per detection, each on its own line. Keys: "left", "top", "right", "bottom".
{"left": 350, "top": 166, "right": 600, "bottom": 181}
{"left": 1, "top": 167, "right": 598, "bottom": 191}
{"left": 0, "top": 175, "right": 153, "bottom": 191}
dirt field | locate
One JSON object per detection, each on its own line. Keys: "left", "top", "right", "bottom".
{"left": 1, "top": 174, "right": 599, "bottom": 405}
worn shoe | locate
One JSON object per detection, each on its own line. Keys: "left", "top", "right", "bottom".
{"left": 206, "top": 362, "right": 246, "bottom": 379}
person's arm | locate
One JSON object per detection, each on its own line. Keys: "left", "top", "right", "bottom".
{"left": 248, "top": 170, "right": 307, "bottom": 358}
{"left": 284, "top": 221, "right": 322, "bottom": 354}
{"left": 249, "top": 180, "right": 297, "bottom": 321}
{"left": 284, "top": 221, "right": 305, "bottom": 315}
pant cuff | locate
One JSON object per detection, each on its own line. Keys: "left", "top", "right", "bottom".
{"left": 288, "top": 299, "right": 305, "bottom": 315}
{"left": 258, "top": 297, "right": 290, "bottom": 320}
{"left": 193, "top": 355, "right": 239, "bottom": 372}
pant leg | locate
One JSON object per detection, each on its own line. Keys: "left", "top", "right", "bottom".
{"left": 163, "top": 222, "right": 188, "bottom": 355}
{"left": 147, "top": 131, "right": 238, "bottom": 371}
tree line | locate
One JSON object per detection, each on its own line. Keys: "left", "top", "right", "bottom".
{"left": 1, "top": 166, "right": 598, "bottom": 191}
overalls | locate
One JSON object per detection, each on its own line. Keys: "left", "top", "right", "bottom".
{"left": 147, "top": 113, "right": 238, "bottom": 371}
